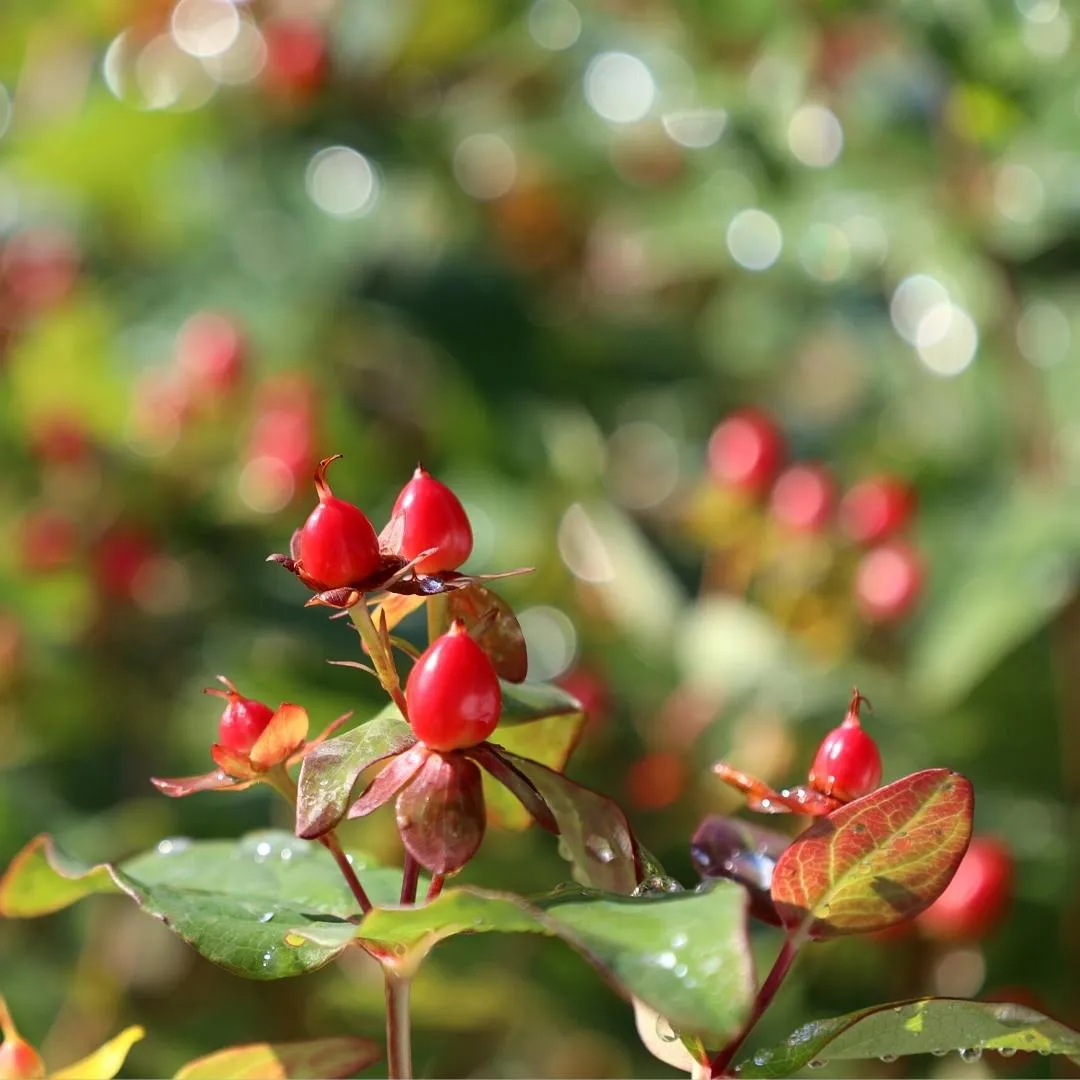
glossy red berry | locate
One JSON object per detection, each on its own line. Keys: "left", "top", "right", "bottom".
{"left": 918, "top": 836, "right": 1013, "bottom": 941}
{"left": 840, "top": 476, "right": 915, "bottom": 545}
{"left": 216, "top": 689, "right": 275, "bottom": 756}
{"left": 405, "top": 620, "right": 501, "bottom": 751}
{"left": 707, "top": 409, "right": 785, "bottom": 495}
{"left": 808, "top": 689, "right": 882, "bottom": 803}
{"left": 177, "top": 311, "right": 245, "bottom": 399}
{"left": 297, "top": 457, "right": 381, "bottom": 588}
{"left": 769, "top": 463, "right": 835, "bottom": 533}
{"left": 390, "top": 465, "right": 473, "bottom": 573}
{"left": 854, "top": 541, "right": 923, "bottom": 623}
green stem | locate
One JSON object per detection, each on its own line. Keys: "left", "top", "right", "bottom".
{"left": 426, "top": 593, "right": 449, "bottom": 644}
{"left": 385, "top": 973, "right": 413, "bottom": 1080}
{"left": 708, "top": 937, "right": 801, "bottom": 1078}
{"left": 350, "top": 602, "right": 409, "bottom": 718}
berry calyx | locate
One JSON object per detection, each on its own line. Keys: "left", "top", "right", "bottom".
{"left": 390, "top": 465, "right": 473, "bottom": 573}
{"left": 807, "top": 689, "right": 882, "bottom": 802}
{"left": 208, "top": 678, "right": 275, "bottom": 755}
{"left": 297, "top": 456, "right": 381, "bottom": 588}
{"left": 769, "top": 462, "right": 835, "bottom": 533}
{"left": 405, "top": 620, "right": 502, "bottom": 752}
{"left": 840, "top": 475, "right": 915, "bottom": 546}
{"left": 854, "top": 541, "right": 923, "bottom": 623}
{"left": 707, "top": 409, "right": 785, "bottom": 495}
{"left": 918, "top": 836, "right": 1013, "bottom": 941}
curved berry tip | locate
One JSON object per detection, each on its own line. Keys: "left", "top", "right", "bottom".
{"left": 846, "top": 687, "right": 872, "bottom": 723}
{"left": 313, "top": 454, "right": 345, "bottom": 501}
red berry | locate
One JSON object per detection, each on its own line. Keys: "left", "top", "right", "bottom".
{"left": 0, "top": 1035, "right": 45, "bottom": 1080}
{"left": 558, "top": 666, "right": 610, "bottom": 731}
{"left": 769, "top": 463, "right": 835, "bottom": 533}
{"left": 390, "top": 465, "right": 473, "bottom": 573}
{"left": 918, "top": 836, "right": 1013, "bottom": 941}
{"left": 808, "top": 689, "right": 882, "bottom": 802}
{"left": 1, "top": 227, "right": 78, "bottom": 313}
{"left": 18, "top": 509, "right": 77, "bottom": 574}
{"left": 92, "top": 526, "right": 155, "bottom": 600}
{"left": 297, "top": 457, "right": 381, "bottom": 588}
{"left": 262, "top": 18, "right": 327, "bottom": 100}
{"left": 840, "top": 476, "right": 915, "bottom": 545}
{"left": 854, "top": 541, "right": 922, "bottom": 623}
{"left": 626, "top": 750, "right": 687, "bottom": 811}
{"left": 177, "top": 311, "right": 245, "bottom": 399}
{"left": 216, "top": 691, "right": 275, "bottom": 756}
{"left": 30, "top": 414, "right": 90, "bottom": 466}
{"left": 405, "top": 620, "right": 501, "bottom": 751}
{"left": 706, "top": 410, "right": 784, "bottom": 494}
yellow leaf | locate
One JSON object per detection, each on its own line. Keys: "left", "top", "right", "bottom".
{"left": 49, "top": 1026, "right": 144, "bottom": 1080}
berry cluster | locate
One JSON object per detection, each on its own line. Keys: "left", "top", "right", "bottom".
{"left": 702, "top": 409, "right": 924, "bottom": 631}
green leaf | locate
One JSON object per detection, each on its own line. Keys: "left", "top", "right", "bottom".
{"left": 295, "top": 707, "right": 415, "bottom": 839}
{"left": 739, "top": 999, "right": 1080, "bottom": 1078}
{"left": 0, "top": 834, "right": 123, "bottom": 916}
{"left": 298, "top": 881, "right": 754, "bottom": 1043}
{"left": 499, "top": 751, "right": 641, "bottom": 893}
{"left": 1, "top": 831, "right": 401, "bottom": 980}
{"left": 483, "top": 681, "right": 585, "bottom": 830}
{"left": 173, "top": 1036, "right": 381, "bottom": 1079}
{"left": 771, "top": 770, "right": 974, "bottom": 939}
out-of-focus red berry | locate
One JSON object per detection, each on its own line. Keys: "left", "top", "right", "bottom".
{"left": 854, "top": 541, "right": 923, "bottom": 623}
{"left": 558, "top": 666, "right": 610, "bottom": 731}
{"left": 0, "top": 228, "right": 78, "bottom": 313}
{"left": 245, "top": 376, "right": 319, "bottom": 491}
{"left": 18, "top": 509, "right": 78, "bottom": 574}
{"left": 405, "top": 620, "right": 502, "bottom": 751}
{"left": 918, "top": 836, "right": 1014, "bottom": 941}
{"left": 262, "top": 18, "right": 327, "bottom": 100}
{"left": 0, "top": 1034, "right": 46, "bottom": 1080}
{"left": 297, "top": 457, "right": 381, "bottom": 588}
{"left": 29, "top": 415, "right": 90, "bottom": 466}
{"left": 176, "top": 312, "right": 245, "bottom": 400}
{"left": 389, "top": 465, "right": 473, "bottom": 573}
{"left": 706, "top": 410, "right": 785, "bottom": 495}
{"left": 626, "top": 750, "right": 688, "bottom": 811}
{"left": 769, "top": 463, "right": 835, "bottom": 533}
{"left": 839, "top": 476, "right": 915, "bottom": 545}
{"left": 217, "top": 693, "right": 275, "bottom": 756}
{"left": 808, "top": 690, "right": 882, "bottom": 803}
{"left": 92, "top": 527, "right": 155, "bottom": 600}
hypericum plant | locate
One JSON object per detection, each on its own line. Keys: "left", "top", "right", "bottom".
{"left": 3, "top": 458, "right": 1080, "bottom": 1079}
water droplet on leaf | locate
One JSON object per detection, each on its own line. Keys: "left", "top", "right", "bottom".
{"left": 156, "top": 836, "right": 192, "bottom": 855}
{"left": 585, "top": 835, "right": 615, "bottom": 863}
{"left": 879, "top": 1053, "right": 898, "bottom": 1063}
{"left": 258, "top": 911, "right": 275, "bottom": 923}
{"left": 931, "top": 1049, "right": 949, "bottom": 1057}
{"left": 959, "top": 1047, "right": 983, "bottom": 1062}
{"left": 654, "top": 1016, "right": 678, "bottom": 1043}
{"left": 808, "top": 1061, "right": 826, "bottom": 1070}
{"left": 998, "top": 1047, "right": 1017, "bottom": 1058}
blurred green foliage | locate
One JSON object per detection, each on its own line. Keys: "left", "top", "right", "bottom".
{"left": 1, "top": 0, "right": 1079, "bottom": 1076}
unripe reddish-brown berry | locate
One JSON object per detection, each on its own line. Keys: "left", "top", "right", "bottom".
{"left": 918, "top": 836, "right": 1013, "bottom": 941}
{"left": 390, "top": 465, "right": 473, "bottom": 573}
{"left": 707, "top": 410, "right": 784, "bottom": 495}
{"left": 808, "top": 690, "right": 882, "bottom": 803}
{"left": 405, "top": 620, "right": 501, "bottom": 751}
{"left": 298, "top": 457, "right": 381, "bottom": 588}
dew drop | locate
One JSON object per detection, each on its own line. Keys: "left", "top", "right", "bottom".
{"left": 656, "top": 951, "right": 677, "bottom": 970}
{"left": 998, "top": 1047, "right": 1018, "bottom": 1058}
{"left": 959, "top": 1047, "right": 983, "bottom": 1062}
{"left": 258, "top": 911, "right": 275, "bottom": 923}
{"left": 879, "top": 1053, "right": 898, "bottom": 1062}
{"left": 671, "top": 932, "right": 689, "bottom": 948}
{"left": 279, "top": 848, "right": 293, "bottom": 861}
{"left": 808, "top": 1061, "right": 826, "bottom": 1070}
{"left": 931, "top": 1049, "right": 949, "bottom": 1057}
{"left": 655, "top": 1015, "right": 679, "bottom": 1043}
{"left": 586, "top": 835, "right": 616, "bottom": 863}
{"left": 752, "top": 1051, "right": 768, "bottom": 1066}
{"left": 261, "top": 948, "right": 275, "bottom": 968}
{"left": 673, "top": 963, "right": 689, "bottom": 978}
{"left": 156, "top": 836, "right": 192, "bottom": 855}
{"left": 1037, "top": 1048, "right": 1051, "bottom": 1056}
{"left": 254, "top": 840, "right": 273, "bottom": 861}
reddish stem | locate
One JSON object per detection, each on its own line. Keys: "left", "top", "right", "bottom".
{"left": 320, "top": 832, "right": 373, "bottom": 915}
{"left": 399, "top": 853, "right": 421, "bottom": 906}
{"left": 426, "top": 873, "right": 446, "bottom": 902}
{"left": 709, "top": 937, "right": 801, "bottom": 1077}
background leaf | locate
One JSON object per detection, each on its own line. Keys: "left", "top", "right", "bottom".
{"left": 739, "top": 999, "right": 1080, "bottom": 1078}
{"left": 771, "top": 770, "right": 973, "bottom": 938}
{"left": 173, "top": 1036, "right": 381, "bottom": 1080}
{"left": 50, "top": 1026, "right": 146, "bottom": 1080}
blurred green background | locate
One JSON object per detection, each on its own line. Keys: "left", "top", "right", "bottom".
{"left": 1, "top": 0, "right": 1079, "bottom": 1076}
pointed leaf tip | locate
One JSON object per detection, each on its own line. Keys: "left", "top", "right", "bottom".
{"left": 173, "top": 1036, "right": 381, "bottom": 1080}
{"left": 50, "top": 1026, "right": 145, "bottom": 1080}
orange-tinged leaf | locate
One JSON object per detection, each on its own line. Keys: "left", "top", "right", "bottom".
{"left": 250, "top": 704, "right": 309, "bottom": 770}
{"left": 50, "top": 1026, "right": 144, "bottom": 1080}
{"left": 369, "top": 593, "right": 426, "bottom": 636}
{"left": 447, "top": 584, "right": 528, "bottom": 683}
{"left": 173, "top": 1036, "right": 381, "bottom": 1080}
{"left": 772, "top": 769, "right": 973, "bottom": 939}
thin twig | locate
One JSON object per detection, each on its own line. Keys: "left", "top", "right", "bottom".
{"left": 384, "top": 973, "right": 413, "bottom": 1080}
{"left": 425, "top": 873, "right": 446, "bottom": 902}
{"left": 399, "top": 853, "right": 421, "bottom": 906}
{"left": 320, "top": 832, "right": 373, "bottom": 915}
